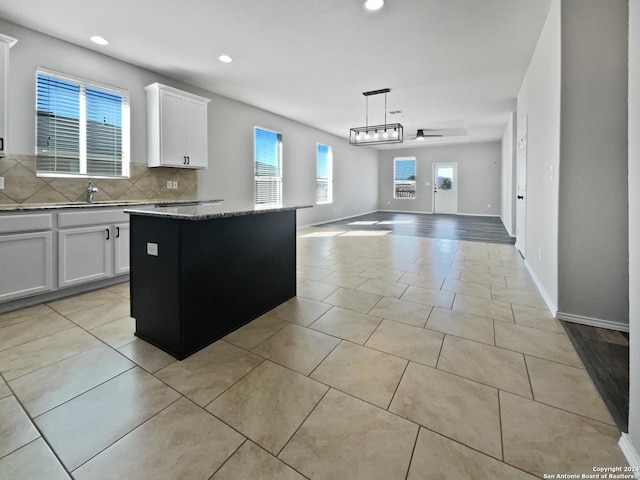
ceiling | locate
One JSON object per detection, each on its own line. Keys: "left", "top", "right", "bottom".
{"left": 0, "top": 0, "right": 553, "bottom": 149}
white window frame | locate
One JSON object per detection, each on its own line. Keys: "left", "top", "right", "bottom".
{"left": 35, "top": 67, "right": 130, "bottom": 179}
{"left": 254, "top": 126, "right": 283, "bottom": 207}
{"left": 316, "top": 143, "right": 333, "bottom": 204}
{"left": 393, "top": 157, "right": 417, "bottom": 199}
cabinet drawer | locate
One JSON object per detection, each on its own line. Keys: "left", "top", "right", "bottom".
{"left": 0, "top": 213, "right": 52, "bottom": 234}
{"left": 58, "top": 209, "right": 128, "bottom": 228}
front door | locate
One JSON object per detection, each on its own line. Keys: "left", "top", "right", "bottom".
{"left": 433, "top": 163, "right": 458, "bottom": 214}
{"left": 515, "top": 116, "right": 527, "bottom": 256}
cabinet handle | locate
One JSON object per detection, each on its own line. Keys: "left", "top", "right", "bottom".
{"left": 186, "top": 156, "right": 190, "bottom": 165}
{"left": 116, "top": 226, "right": 120, "bottom": 238}
{"left": 183, "top": 156, "right": 187, "bottom": 164}
{"left": 106, "top": 228, "right": 110, "bottom": 240}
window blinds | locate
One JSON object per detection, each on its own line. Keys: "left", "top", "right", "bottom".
{"left": 254, "top": 127, "right": 282, "bottom": 206}
{"left": 36, "top": 70, "right": 128, "bottom": 178}
{"left": 316, "top": 144, "right": 332, "bottom": 204}
{"left": 394, "top": 158, "right": 416, "bottom": 199}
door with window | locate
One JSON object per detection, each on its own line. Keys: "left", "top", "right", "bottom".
{"left": 433, "top": 163, "right": 457, "bottom": 214}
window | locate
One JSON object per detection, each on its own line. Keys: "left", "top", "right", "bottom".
{"left": 394, "top": 157, "right": 416, "bottom": 199}
{"left": 36, "top": 68, "right": 130, "bottom": 178}
{"left": 254, "top": 127, "right": 282, "bottom": 206}
{"left": 316, "top": 144, "right": 332, "bottom": 204}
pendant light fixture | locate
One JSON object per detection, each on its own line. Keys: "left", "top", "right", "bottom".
{"left": 349, "top": 88, "right": 403, "bottom": 146}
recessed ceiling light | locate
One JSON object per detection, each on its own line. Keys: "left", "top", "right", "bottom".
{"left": 364, "top": 0, "right": 385, "bottom": 11}
{"left": 218, "top": 54, "right": 233, "bottom": 63}
{"left": 90, "top": 36, "right": 109, "bottom": 46}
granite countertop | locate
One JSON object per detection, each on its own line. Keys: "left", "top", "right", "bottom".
{"left": 125, "top": 202, "right": 313, "bottom": 221}
{"left": 0, "top": 199, "right": 223, "bottom": 213}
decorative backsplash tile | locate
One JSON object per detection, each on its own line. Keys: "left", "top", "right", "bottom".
{"left": 0, "top": 155, "right": 197, "bottom": 204}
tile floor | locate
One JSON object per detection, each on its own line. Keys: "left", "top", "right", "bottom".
{"left": 0, "top": 227, "right": 628, "bottom": 479}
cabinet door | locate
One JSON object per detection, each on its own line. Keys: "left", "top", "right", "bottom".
{"left": 114, "top": 223, "right": 130, "bottom": 275}
{"left": 58, "top": 226, "right": 111, "bottom": 288}
{"left": 0, "top": 231, "right": 53, "bottom": 302}
{"left": 184, "top": 97, "right": 208, "bottom": 168}
{"left": 159, "top": 89, "right": 186, "bottom": 167}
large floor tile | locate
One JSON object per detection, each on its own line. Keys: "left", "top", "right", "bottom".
{"left": 453, "top": 294, "right": 514, "bottom": 323}
{"left": 0, "top": 395, "right": 40, "bottom": 458}
{"left": 407, "top": 428, "right": 537, "bottom": 480}
{"left": 117, "top": 338, "right": 176, "bottom": 373}
{"left": 0, "top": 439, "right": 70, "bottom": 480}
{"left": 0, "top": 304, "right": 60, "bottom": 328}
{"left": 365, "top": 320, "right": 443, "bottom": 367}
{"left": 323, "top": 287, "right": 382, "bottom": 313}
{"left": 400, "top": 285, "right": 455, "bottom": 309}
{"left": 319, "top": 271, "right": 367, "bottom": 289}
{"left": 437, "top": 335, "right": 532, "bottom": 398}
{"left": 46, "top": 289, "right": 125, "bottom": 317}
{"left": 0, "top": 327, "right": 101, "bottom": 381}
{"left": 512, "top": 304, "right": 564, "bottom": 333}
{"left": 368, "top": 296, "right": 431, "bottom": 327}
{"left": 251, "top": 323, "right": 339, "bottom": 375}
{"left": 9, "top": 345, "right": 134, "bottom": 417}
{"left": 223, "top": 314, "right": 289, "bottom": 351}
{"left": 389, "top": 362, "right": 502, "bottom": 459}
{"left": 311, "top": 341, "right": 407, "bottom": 408}
{"left": 309, "top": 306, "right": 381, "bottom": 345}
{"left": 208, "top": 361, "right": 327, "bottom": 454}
{"left": 89, "top": 316, "right": 136, "bottom": 348}
{"left": 279, "top": 389, "right": 418, "bottom": 480}
{"left": 104, "top": 281, "right": 130, "bottom": 298}
{"left": 0, "top": 312, "right": 73, "bottom": 351}
{"left": 442, "top": 278, "right": 491, "bottom": 299}
{"left": 296, "top": 266, "right": 332, "bottom": 282}
{"left": 459, "top": 270, "right": 507, "bottom": 287}
{"left": 35, "top": 367, "right": 181, "bottom": 471}
{"left": 357, "top": 278, "right": 408, "bottom": 298}
{"left": 359, "top": 266, "right": 404, "bottom": 282}
{"left": 397, "top": 272, "right": 445, "bottom": 290}
{"left": 489, "top": 265, "right": 529, "bottom": 278}
{"left": 491, "top": 285, "right": 547, "bottom": 309}
{"left": 526, "top": 356, "right": 614, "bottom": 424}
{"left": 66, "top": 299, "right": 131, "bottom": 330}
{"left": 73, "top": 397, "right": 245, "bottom": 480}
{"left": 425, "top": 308, "right": 495, "bottom": 345}
{"left": 495, "top": 322, "right": 583, "bottom": 368}
{"left": 500, "top": 391, "right": 626, "bottom": 477}
{"left": 266, "top": 297, "right": 331, "bottom": 327}
{"left": 296, "top": 280, "right": 339, "bottom": 302}
{"left": 505, "top": 276, "right": 539, "bottom": 292}
{"left": 156, "top": 340, "right": 263, "bottom": 406}
{"left": 212, "top": 440, "right": 306, "bottom": 480}
{"left": 0, "top": 375, "right": 10, "bottom": 399}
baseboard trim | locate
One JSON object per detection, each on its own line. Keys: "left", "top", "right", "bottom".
{"left": 523, "top": 259, "right": 558, "bottom": 316}
{"left": 298, "top": 210, "right": 378, "bottom": 229}
{"left": 556, "top": 311, "right": 630, "bottom": 332}
{"left": 619, "top": 433, "right": 640, "bottom": 478}
{"left": 456, "top": 213, "right": 501, "bottom": 218}
{"left": 377, "top": 209, "right": 433, "bottom": 215}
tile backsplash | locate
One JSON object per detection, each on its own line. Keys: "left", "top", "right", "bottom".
{"left": 0, "top": 155, "right": 197, "bottom": 204}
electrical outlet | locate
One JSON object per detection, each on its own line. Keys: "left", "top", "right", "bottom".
{"left": 172, "top": 180, "right": 178, "bottom": 189}
{"left": 166, "top": 180, "right": 173, "bottom": 190}
{"left": 0, "top": 177, "right": 4, "bottom": 189}
{"left": 147, "top": 243, "right": 159, "bottom": 256}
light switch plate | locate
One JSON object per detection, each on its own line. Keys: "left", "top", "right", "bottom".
{"left": 147, "top": 242, "right": 159, "bottom": 256}
{"left": 172, "top": 180, "right": 178, "bottom": 189}
{"left": 0, "top": 177, "right": 4, "bottom": 189}
{"left": 166, "top": 180, "right": 172, "bottom": 190}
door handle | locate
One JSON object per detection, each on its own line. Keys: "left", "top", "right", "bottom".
{"left": 517, "top": 195, "right": 524, "bottom": 200}
{"left": 106, "top": 228, "right": 110, "bottom": 240}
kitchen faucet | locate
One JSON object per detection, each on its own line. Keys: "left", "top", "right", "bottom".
{"left": 86, "top": 181, "right": 98, "bottom": 203}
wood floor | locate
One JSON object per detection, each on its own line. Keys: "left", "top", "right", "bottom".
{"left": 562, "top": 321, "right": 630, "bottom": 432}
{"left": 315, "top": 211, "right": 515, "bottom": 244}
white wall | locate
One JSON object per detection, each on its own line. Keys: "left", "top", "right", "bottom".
{"left": 516, "top": 0, "right": 561, "bottom": 310}
{"left": 557, "top": 0, "right": 629, "bottom": 326}
{"left": 627, "top": 0, "right": 640, "bottom": 459}
{"left": 0, "top": 18, "right": 378, "bottom": 226}
{"left": 500, "top": 112, "right": 516, "bottom": 236}
{"left": 377, "top": 141, "right": 502, "bottom": 216}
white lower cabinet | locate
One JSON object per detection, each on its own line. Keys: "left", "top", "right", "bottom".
{"left": 58, "top": 223, "right": 130, "bottom": 288}
{"left": 58, "top": 225, "right": 112, "bottom": 288}
{"left": 114, "top": 223, "right": 130, "bottom": 275}
{"left": 0, "top": 231, "right": 53, "bottom": 302}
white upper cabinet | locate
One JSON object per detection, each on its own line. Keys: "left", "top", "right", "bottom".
{"left": 145, "top": 83, "right": 210, "bottom": 169}
{"left": 0, "top": 33, "right": 17, "bottom": 157}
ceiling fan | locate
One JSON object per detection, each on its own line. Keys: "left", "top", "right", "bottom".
{"left": 410, "top": 129, "right": 444, "bottom": 140}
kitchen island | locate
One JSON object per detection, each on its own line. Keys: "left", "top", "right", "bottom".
{"left": 125, "top": 202, "right": 311, "bottom": 359}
